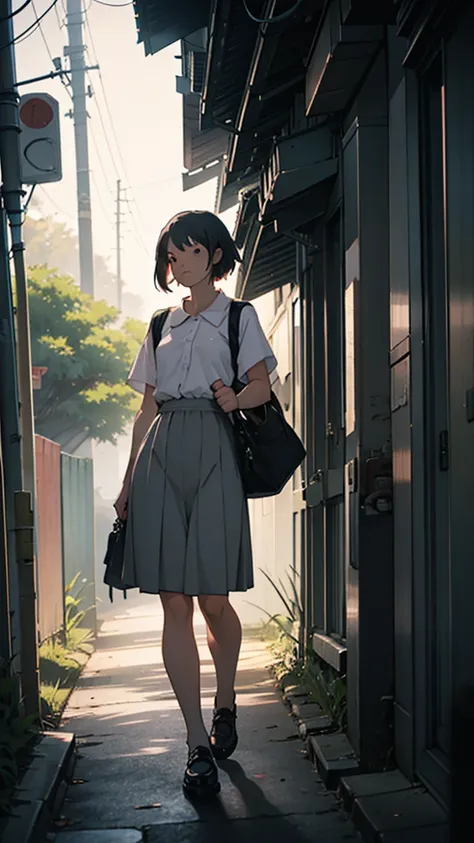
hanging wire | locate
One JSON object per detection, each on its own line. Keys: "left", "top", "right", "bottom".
{"left": 90, "top": 170, "right": 114, "bottom": 226}
{"left": 36, "top": 185, "right": 77, "bottom": 224}
{"left": 23, "top": 184, "right": 36, "bottom": 214}
{"left": 242, "top": 0, "right": 304, "bottom": 25}
{"left": 84, "top": 6, "right": 153, "bottom": 259}
{"left": 1, "top": 0, "right": 60, "bottom": 50}
{"left": 93, "top": 0, "right": 134, "bottom": 6}
{"left": 0, "top": 0, "right": 33, "bottom": 22}
{"left": 89, "top": 123, "right": 114, "bottom": 194}
{"left": 30, "top": 0, "right": 57, "bottom": 63}
{"left": 53, "top": 0, "right": 63, "bottom": 28}
{"left": 28, "top": 0, "right": 74, "bottom": 100}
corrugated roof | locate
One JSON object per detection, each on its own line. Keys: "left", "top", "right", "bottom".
{"left": 182, "top": 91, "right": 228, "bottom": 173}
{"left": 235, "top": 211, "right": 297, "bottom": 300}
{"left": 134, "top": 0, "right": 211, "bottom": 55}
{"left": 227, "top": 3, "right": 321, "bottom": 182}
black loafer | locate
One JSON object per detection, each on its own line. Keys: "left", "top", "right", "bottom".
{"left": 183, "top": 745, "right": 220, "bottom": 798}
{"left": 210, "top": 697, "right": 238, "bottom": 760}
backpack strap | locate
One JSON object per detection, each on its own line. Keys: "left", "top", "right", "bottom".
{"left": 229, "top": 299, "right": 252, "bottom": 388}
{"left": 151, "top": 308, "right": 171, "bottom": 352}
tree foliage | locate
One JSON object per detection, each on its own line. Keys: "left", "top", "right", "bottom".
{"left": 28, "top": 266, "right": 146, "bottom": 453}
{"left": 23, "top": 206, "right": 145, "bottom": 320}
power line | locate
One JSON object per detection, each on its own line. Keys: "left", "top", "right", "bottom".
{"left": 86, "top": 75, "right": 121, "bottom": 178}
{"left": 242, "top": 0, "right": 304, "bottom": 24}
{"left": 2, "top": 0, "right": 60, "bottom": 50}
{"left": 37, "top": 185, "right": 77, "bottom": 225}
{"left": 83, "top": 8, "right": 153, "bottom": 257}
{"left": 90, "top": 170, "right": 114, "bottom": 226}
{"left": 84, "top": 13, "right": 128, "bottom": 178}
{"left": 54, "top": 0, "right": 63, "bottom": 29}
{"left": 89, "top": 122, "right": 113, "bottom": 194}
{"left": 0, "top": 0, "right": 33, "bottom": 21}
{"left": 93, "top": 0, "right": 133, "bottom": 6}
{"left": 31, "top": 0, "right": 55, "bottom": 62}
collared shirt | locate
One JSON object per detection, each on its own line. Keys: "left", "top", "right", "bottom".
{"left": 127, "top": 290, "right": 277, "bottom": 404}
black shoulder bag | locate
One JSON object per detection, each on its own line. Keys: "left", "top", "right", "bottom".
{"left": 228, "top": 300, "right": 306, "bottom": 499}
{"left": 103, "top": 308, "right": 170, "bottom": 601}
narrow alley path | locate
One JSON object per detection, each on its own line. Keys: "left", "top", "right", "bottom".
{"left": 53, "top": 594, "right": 358, "bottom": 843}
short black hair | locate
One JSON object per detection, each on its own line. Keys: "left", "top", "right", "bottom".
{"left": 154, "top": 210, "right": 241, "bottom": 292}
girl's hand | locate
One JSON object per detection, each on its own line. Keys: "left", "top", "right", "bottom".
{"left": 114, "top": 485, "right": 129, "bottom": 521}
{"left": 211, "top": 379, "right": 238, "bottom": 413}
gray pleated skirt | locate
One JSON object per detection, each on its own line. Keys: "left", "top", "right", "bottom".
{"left": 122, "top": 398, "right": 254, "bottom": 596}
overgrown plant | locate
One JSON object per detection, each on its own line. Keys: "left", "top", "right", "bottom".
{"left": 252, "top": 565, "right": 348, "bottom": 732}
{"left": 0, "top": 658, "right": 39, "bottom": 815}
{"left": 64, "top": 572, "right": 95, "bottom": 650}
{"left": 246, "top": 565, "right": 305, "bottom": 658}
{"left": 302, "top": 647, "right": 347, "bottom": 732}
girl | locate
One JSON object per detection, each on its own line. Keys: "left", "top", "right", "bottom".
{"left": 114, "top": 210, "right": 277, "bottom": 799}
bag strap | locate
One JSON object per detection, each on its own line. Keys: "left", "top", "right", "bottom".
{"left": 229, "top": 299, "right": 251, "bottom": 386}
{"left": 151, "top": 308, "right": 171, "bottom": 352}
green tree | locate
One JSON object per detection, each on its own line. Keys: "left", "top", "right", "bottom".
{"left": 23, "top": 207, "right": 145, "bottom": 320}
{"left": 28, "top": 266, "right": 146, "bottom": 453}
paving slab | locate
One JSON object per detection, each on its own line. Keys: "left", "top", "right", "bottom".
{"left": 352, "top": 788, "right": 447, "bottom": 842}
{"left": 309, "top": 733, "right": 360, "bottom": 790}
{"left": 55, "top": 832, "right": 142, "bottom": 843}
{"left": 339, "top": 770, "right": 413, "bottom": 812}
{"left": 379, "top": 826, "right": 449, "bottom": 843}
{"left": 56, "top": 594, "right": 357, "bottom": 840}
{"left": 291, "top": 701, "right": 324, "bottom": 719}
{"left": 145, "top": 812, "right": 358, "bottom": 843}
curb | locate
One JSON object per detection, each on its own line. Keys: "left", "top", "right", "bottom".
{"left": 276, "top": 674, "right": 448, "bottom": 841}
{"left": 338, "top": 771, "right": 448, "bottom": 843}
{"left": 280, "top": 679, "right": 360, "bottom": 790}
{"left": 2, "top": 731, "right": 76, "bottom": 843}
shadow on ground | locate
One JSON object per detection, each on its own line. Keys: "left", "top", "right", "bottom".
{"left": 56, "top": 594, "right": 356, "bottom": 843}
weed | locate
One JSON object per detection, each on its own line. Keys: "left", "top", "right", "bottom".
{"left": 0, "top": 659, "right": 39, "bottom": 816}
{"left": 64, "top": 573, "right": 95, "bottom": 651}
{"left": 253, "top": 565, "right": 348, "bottom": 733}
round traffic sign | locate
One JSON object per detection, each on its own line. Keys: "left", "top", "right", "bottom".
{"left": 20, "top": 97, "right": 54, "bottom": 130}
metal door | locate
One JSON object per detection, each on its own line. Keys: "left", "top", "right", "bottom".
{"left": 293, "top": 215, "right": 346, "bottom": 651}
{"left": 410, "top": 50, "right": 451, "bottom": 801}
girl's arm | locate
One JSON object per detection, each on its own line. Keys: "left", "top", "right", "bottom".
{"left": 212, "top": 361, "right": 272, "bottom": 414}
{"left": 236, "top": 360, "right": 271, "bottom": 409}
{"left": 114, "top": 384, "right": 158, "bottom": 517}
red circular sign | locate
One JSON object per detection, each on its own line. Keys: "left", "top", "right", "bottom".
{"left": 20, "top": 97, "right": 54, "bottom": 130}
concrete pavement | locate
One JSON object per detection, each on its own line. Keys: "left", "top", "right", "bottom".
{"left": 53, "top": 593, "right": 358, "bottom": 843}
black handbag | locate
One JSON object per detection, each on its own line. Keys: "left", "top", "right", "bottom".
{"left": 228, "top": 300, "right": 306, "bottom": 498}
{"left": 103, "top": 517, "right": 134, "bottom": 601}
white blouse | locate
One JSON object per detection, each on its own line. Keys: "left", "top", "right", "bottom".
{"left": 127, "top": 291, "right": 277, "bottom": 404}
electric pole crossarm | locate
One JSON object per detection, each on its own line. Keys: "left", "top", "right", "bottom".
{"left": 15, "top": 65, "right": 99, "bottom": 88}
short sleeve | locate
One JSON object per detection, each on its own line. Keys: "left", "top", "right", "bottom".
{"left": 126, "top": 327, "right": 156, "bottom": 394}
{"left": 237, "top": 305, "right": 277, "bottom": 383}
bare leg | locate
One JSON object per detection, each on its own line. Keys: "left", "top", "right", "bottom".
{"left": 198, "top": 595, "right": 242, "bottom": 709}
{"left": 160, "top": 592, "right": 209, "bottom": 750}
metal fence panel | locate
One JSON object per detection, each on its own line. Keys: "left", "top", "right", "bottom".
{"left": 34, "top": 435, "right": 64, "bottom": 642}
{"left": 60, "top": 453, "right": 96, "bottom": 636}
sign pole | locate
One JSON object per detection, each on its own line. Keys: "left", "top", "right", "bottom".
{"left": 0, "top": 0, "right": 40, "bottom": 718}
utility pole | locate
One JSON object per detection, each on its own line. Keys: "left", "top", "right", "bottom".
{"left": 0, "top": 0, "right": 40, "bottom": 716}
{"left": 0, "top": 407, "right": 12, "bottom": 663}
{"left": 66, "top": 0, "right": 94, "bottom": 297}
{"left": 116, "top": 179, "right": 122, "bottom": 311}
